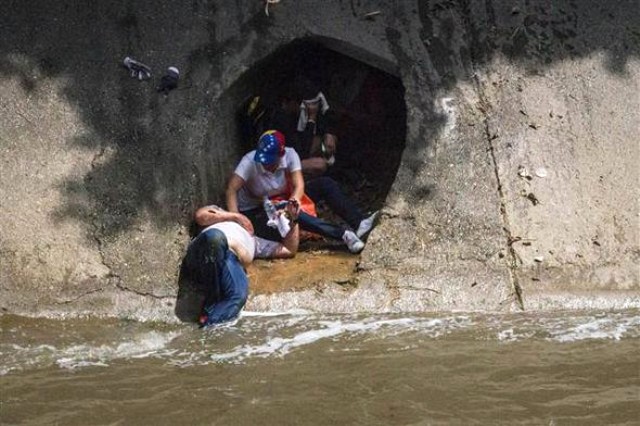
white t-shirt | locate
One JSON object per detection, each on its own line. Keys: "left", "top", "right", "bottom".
{"left": 202, "top": 221, "right": 256, "bottom": 263}
{"left": 234, "top": 147, "right": 301, "bottom": 211}
{"left": 200, "top": 220, "right": 287, "bottom": 261}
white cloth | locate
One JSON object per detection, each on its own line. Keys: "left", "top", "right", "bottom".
{"left": 233, "top": 147, "right": 301, "bottom": 211}
{"left": 297, "top": 92, "right": 330, "bottom": 132}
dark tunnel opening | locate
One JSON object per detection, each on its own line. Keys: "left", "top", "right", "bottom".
{"left": 227, "top": 38, "right": 407, "bottom": 219}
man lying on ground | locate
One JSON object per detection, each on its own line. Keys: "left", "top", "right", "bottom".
{"left": 183, "top": 202, "right": 299, "bottom": 327}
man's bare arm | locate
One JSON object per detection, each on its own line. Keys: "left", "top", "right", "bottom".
{"left": 289, "top": 170, "right": 305, "bottom": 202}
{"left": 276, "top": 199, "right": 300, "bottom": 257}
{"left": 194, "top": 207, "right": 254, "bottom": 235}
{"left": 256, "top": 201, "right": 300, "bottom": 259}
{"left": 280, "top": 221, "right": 299, "bottom": 257}
{"left": 225, "top": 174, "right": 245, "bottom": 213}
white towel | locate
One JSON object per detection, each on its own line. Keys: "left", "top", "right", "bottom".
{"left": 297, "top": 92, "right": 330, "bottom": 132}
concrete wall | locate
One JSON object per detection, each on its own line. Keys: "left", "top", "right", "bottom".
{"left": 1, "top": 0, "right": 638, "bottom": 320}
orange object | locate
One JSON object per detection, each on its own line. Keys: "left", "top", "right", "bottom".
{"left": 268, "top": 172, "right": 322, "bottom": 241}
{"left": 269, "top": 194, "right": 321, "bottom": 242}
{"left": 270, "top": 193, "right": 317, "bottom": 217}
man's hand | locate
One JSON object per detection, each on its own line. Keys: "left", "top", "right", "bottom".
{"left": 196, "top": 207, "right": 255, "bottom": 234}
{"left": 232, "top": 213, "right": 255, "bottom": 235}
{"left": 284, "top": 198, "right": 300, "bottom": 222}
{"left": 323, "top": 133, "right": 337, "bottom": 156}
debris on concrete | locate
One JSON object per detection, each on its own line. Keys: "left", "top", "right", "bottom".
{"left": 157, "top": 67, "right": 179, "bottom": 95}
{"left": 518, "top": 165, "right": 533, "bottom": 180}
{"left": 123, "top": 56, "right": 151, "bottom": 81}
{"left": 522, "top": 191, "right": 540, "bottom": 205}
{"left": 509, "top": 236, "right": 536, "bottom": 246}
{"left": 508, "top": 235, "right": 522, "bottom": 245}
{"left": 264, "top": 0, "right": 280, "bottom": 16}
{"left": 535, "top": 167, "right": 548, "bottom": 178}
{"left": 534, "top": 256, "right": 544, "bottom": 263}
{"left": 363, "top": 11, "right": 381, "bottom": 21}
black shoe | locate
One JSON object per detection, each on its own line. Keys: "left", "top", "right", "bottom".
{"left": 157, "top": 67, "right": 179, "bottom": 94}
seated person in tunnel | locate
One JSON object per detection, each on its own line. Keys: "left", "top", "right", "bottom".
{"left": 268, "top": 81, "right": 379, "bottom": 239}
{"left": 185, "top": 202, "right": 300, "bottom": 327}
{"left": 225, "top": 129, "right": 366, "bottom": 253}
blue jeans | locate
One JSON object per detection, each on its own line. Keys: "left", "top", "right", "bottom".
{"left": 184, "top": 228, "right": 248, "bottom": 325}
{"left": 297, "top": 211, "right": 346, "bottom": 240}
{"left": 305, "top": 176, "right": 364, "bottom": 230}
{"left": 242, "top": 175, "right": 364, "bottom": 242}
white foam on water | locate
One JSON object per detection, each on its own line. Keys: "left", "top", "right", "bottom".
{"left": 242, "top": 309, "right": 312, "bottom": 317}
{"left": 548, "top": 315, "right": 640, "bottom": 342}
{"left": 202, "top": 316, "right": 476, "bottom": 364}
{"left": 497, "top": 328, "right": 516, "bottom": 341}
{"left": 490, "top": 312, "right": 640, "bottom": 343}
{"left": 0, "top": 330, "right": 182, "bottom": 373}
{"left": 496, "top": 326, "right": 537, "bottom": 342}
{"left": 0, "top": 343, "right": 58, "bottom": 375}
{"left": 5, "top": 311, "right": 639, "bottom": 372}
{"left": 209, "top": 318, "right": 417, "bottom": 363}
{"left": 56, "top": 330, "right": 183, "bottom": 370}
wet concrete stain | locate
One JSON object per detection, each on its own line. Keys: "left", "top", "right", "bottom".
{"left": 248, "top": 251, "right": 358, "bottom": 295}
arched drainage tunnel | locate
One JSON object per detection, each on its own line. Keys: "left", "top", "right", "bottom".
{"left": 219, "top": 38, "right": 407, "bottom": 224}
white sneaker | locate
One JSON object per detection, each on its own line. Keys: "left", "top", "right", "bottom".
{"left": 356, "top": 211, "right": 379, "bottom": 238}
{"left": 342, "top": 230, "right": 365, "bottom": 253}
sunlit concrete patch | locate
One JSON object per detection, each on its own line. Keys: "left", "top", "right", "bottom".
{"left": 1, "top": 58, "right": 111, "bottom": 307}
{"left": 439, "top": 96, "right": 457, "bottom": 138}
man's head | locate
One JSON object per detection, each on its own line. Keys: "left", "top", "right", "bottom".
{"left": 254, "top": 130, "right": 286, "bottom": 170}
{"left": 295, "top": 79, "right": 329, "bottom": 118}
{"left": 296, "top": 78, "right": 321, "bottom": 102}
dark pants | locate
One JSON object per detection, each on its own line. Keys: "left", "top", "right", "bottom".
{"left": 183, "top": 228, "right": 248, "bottom": 325}
{"left": 305, "top": 176, "right": 364, "bottom": 230}
{"left": 243, "top": 203, "right": 348, "bottom": 241}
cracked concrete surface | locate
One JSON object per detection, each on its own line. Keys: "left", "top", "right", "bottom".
{"left": 471, "top": 71, "right": 524, "bottom": 309}
{"left": 1, "top": 0, "right": 639, "bottom": 321}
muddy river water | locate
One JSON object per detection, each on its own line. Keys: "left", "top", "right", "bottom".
{"left": 2, "top": 309, "right": 639, "bottom": 425}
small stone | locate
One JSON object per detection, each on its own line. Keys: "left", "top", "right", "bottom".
{"left": 534, "top": 256, "right": 544, "bottom": 263}
{"left": 535, "top": 167, "right": 548, "bottom": 178}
